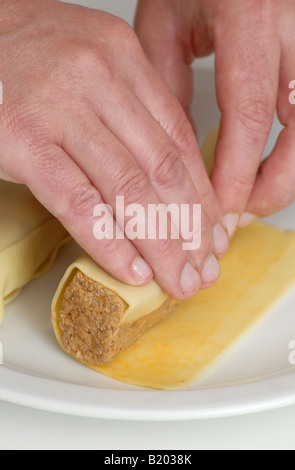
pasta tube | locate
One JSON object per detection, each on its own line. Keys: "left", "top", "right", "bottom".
{"left": 0, "top": 181, "right": 69, "bottom": 324}
{"left": 51, "top": 255, "right": 178, "bottom": 365}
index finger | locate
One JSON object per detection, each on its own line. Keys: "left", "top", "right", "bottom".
{"left": 128, "top": 30, "right": 228, "bottom": 257}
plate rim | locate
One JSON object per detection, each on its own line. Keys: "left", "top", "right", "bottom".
{"left": 0, "top": 70, "right": 294, "bottom": 421}
{"left": 0, "top": 365, "right": 294, "bottom": 420}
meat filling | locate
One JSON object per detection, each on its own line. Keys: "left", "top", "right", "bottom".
{"left": 58, "top": 270, "right": 177, "bottom": 365}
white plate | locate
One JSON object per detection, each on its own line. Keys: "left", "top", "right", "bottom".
{"left": 0, "top": 70, "right": 294, "bottom": 421}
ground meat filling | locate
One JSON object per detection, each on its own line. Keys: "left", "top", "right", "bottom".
{"left": 58, "top": 269, "right": 178, "bottom": 366}
{"left": 58, "top": 270, "right": 128, "bottom": 365}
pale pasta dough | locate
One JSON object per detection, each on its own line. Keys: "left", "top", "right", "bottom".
{"left": 0, "top": 181, "right": 69, "bottom": 324}
{"left": 92, "top": 221, "right": 295, "bottom": 389}
{"left": 51, "top": 256, "right": 177, "bottom": 365}
{"left": 51, "top": 130, "right": 295, "bottom": 389}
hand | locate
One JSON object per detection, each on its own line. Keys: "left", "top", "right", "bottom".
{"left": 135, "top": 0, "right": 295, "bottom": 234}
{"left": 0, "top": 0, "right": 226, "bottom": 299}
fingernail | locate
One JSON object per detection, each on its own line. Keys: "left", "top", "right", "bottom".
{"left": 131, "top": 256, "right": 153, "bottom": 283}
{"left": 180, "top": 262, "right": 202, "bottom": 295}
{"left": 213, "top": 223, "right": 230, "bottom": 257}
{"left": 201, "top": 254, "right": 220, "bottom": 284}
{"left": 224, "top": 213, "right": 239, "bottom": 238}
{"left": 238, "top": 212, "right": 258, "bottom": 228}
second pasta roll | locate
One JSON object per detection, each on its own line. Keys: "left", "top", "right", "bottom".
{"left": 0, "top": 181, "right": 70, "bottom": 325}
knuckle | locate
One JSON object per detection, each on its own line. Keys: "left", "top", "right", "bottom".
{"left": 116, "top": 170, "right": 149, "bottom": 203}
{"left": 151, "top": 148, "right": 184, "bottom": 190}
{"left": 111, "top": 18, "right": 137, "bottom": 45}
{"left": 154, "top": 237, "right": 177, "bottom": 261}
{"left": 236, "top": 98, "right": 274, "bottom": 139}
{"left": 70, "top": 42, "right": 113, "bottom": 82}
{"left": 109, "top": 17, "right": 143, "bottom": 59}
{"left": 169, "top": 113, "right": 196, "bottom": 152}
{"left": 227, "top": 169, "right": 254, "bottom": 192}
{"left": 66, "top": 182, "right": 100, "bottom": 219}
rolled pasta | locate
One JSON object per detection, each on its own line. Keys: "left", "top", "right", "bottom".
{"left": 51, "top": 255, "right": 178, "bottom": 365}
{"left": 50, "top": 129, "right": 220, "bottom": 367}
{"left": 49, "top": 130, "right": 295, "bottom": 391}
{"left": 0, "top": 181, "right": 69, "bottom": 324}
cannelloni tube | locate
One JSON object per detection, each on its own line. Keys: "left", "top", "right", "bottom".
{"left": 51, "top": 255, "right": 178, "bottom": 365}
{"left": 0, "top": 181, "right": 69, "bottom": 324}
{"left": 50, "top": 130, "right": 219, "bottom": 367}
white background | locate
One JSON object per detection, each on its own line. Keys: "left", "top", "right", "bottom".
{"left": 0, "top": 0, "right": 294, "bottom": 450}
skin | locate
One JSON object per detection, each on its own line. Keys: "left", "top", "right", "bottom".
{"left": 135, "top": 0, "right": 295, "bottom": 233}
{"left": 0, "top": 0, "right": 226, "bottom": 300}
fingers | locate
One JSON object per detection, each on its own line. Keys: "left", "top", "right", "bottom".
{"left": 21, "top": 123, "right": 213, "bottom": 300}
{"left": 0, "top": 1, "right": 225, "bottom": 300}
{"left": 133, "top": 62, "right": 225, "bottom": 229}
{"left": 210, "top": 3, "right": 280, "bottom": 236}
{"left": 81, "top": 21, "right": 224, "bottom": 294}
{"left": 22, "top": 144, "right": 153, "bottom": 287}
{"left": 90, "top": 84, "right": 216, "bottom": 263}
{"left": 62, "top": 112, "right": 221, "bottom": 299}
{"left": 133, "top": 15, "right": 229, "bottom": 256}
{"left": 243, "top": 126, "right": 295, "bottom": 218}
{"left": 242, "top": 43, "right": 295, "bottom": 219}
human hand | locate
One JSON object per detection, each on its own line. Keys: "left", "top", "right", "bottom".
{"left": 135, "top": 0, "right": 295, "bottom": 234}
{"left": 0, "top": 0, "right": 227, "bottom": 299}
